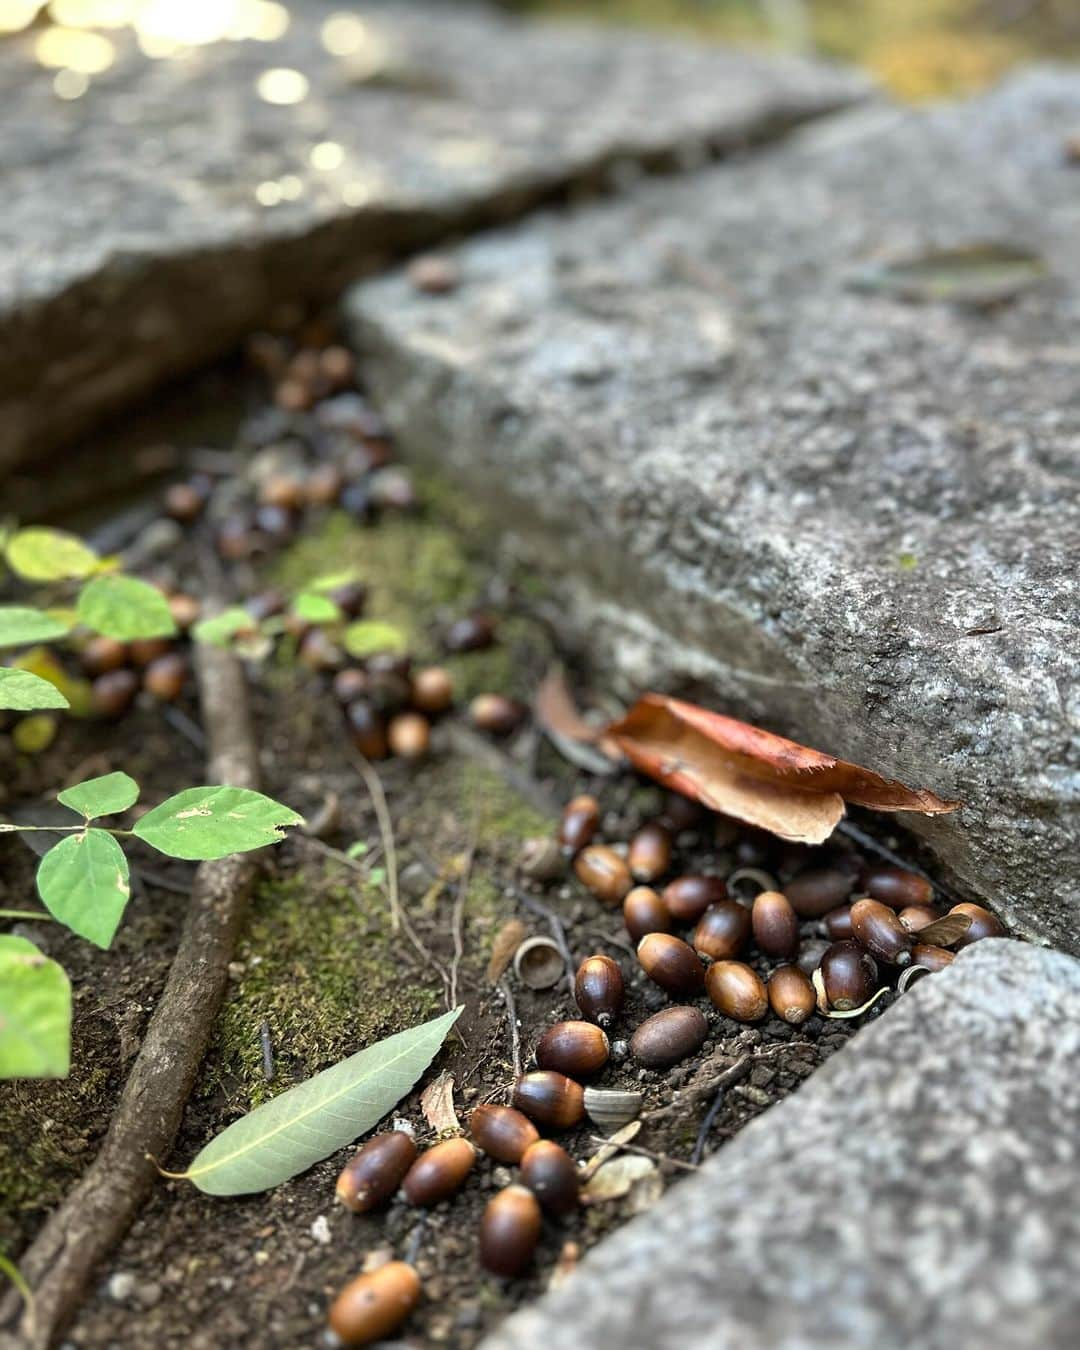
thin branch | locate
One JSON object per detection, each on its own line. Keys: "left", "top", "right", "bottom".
{"left": 348, "top": 750, "right": 401, "bottom": 933}
{"left": 498, "top": 977, "right": 522, "bottom": 1079}
{"left": 448, "top": 829, "right": 477, "bottom": 1013}
{"left": 0, "top": 909, "right": 56, "bottom": 923}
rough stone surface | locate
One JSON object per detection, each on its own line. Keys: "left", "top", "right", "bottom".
{"left": 481, "top": 940, "right": 1080, "bottom": 1350}
{"left": 347, "top": 71, "right": 1080, "bottom": 949}
{"left": 0, "top": 0, "right": 867, "bottom": 470}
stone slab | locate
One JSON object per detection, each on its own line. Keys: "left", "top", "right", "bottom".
{"left": 346, "top": 71, "right": 1080, "bottom": 949}
{"left": 0, "top": 1, "right": 868, "bottom": 471}
{"left": 480, "top": 940, "right": 1080, "bottom": 1350}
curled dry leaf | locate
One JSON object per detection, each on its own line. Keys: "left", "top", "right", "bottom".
{"left": 420, "top": 1072, "right": 460, "bottom": 1136}
{"left": 582, "top": 1153, "right": 659, "bottom": 1204}
{"left": 486, "top": 919, "right": 527, "bottom": 985}
{"left": 913, "top": 912, "right": 972, "bottom": 949}
{"left": 605, "top": 694, "right": 959, "bottom": 845}
{"left": 580, "top": 1120, "right": 642, "bottom": 1181}
{"left": 535, "top": 666, "right": 622, "bottom": 774}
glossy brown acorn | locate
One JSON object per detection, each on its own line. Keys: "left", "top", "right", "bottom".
{"left": 862, "top": 865, "right": 933, "bottom": 909}
{"left": 767, "top": 966, "right": 816, "bottom": 1024}
{"left": 259, "top": 473, "right": 306, "bottom": 511}
{"left": 520, "top": 1140, "right": 579, "bottom": 1216}
{"left": 559, "top": 795, "right": 600, "bottom": 854}
{"left": 898, "top": 905, "right": 940, "bottom": 934}
{"left": 480, "top": 1185, "right": 542, "bottom": 1277}
{"left": 623, "top": 886, "right": 672, "bottom": 943}
{"left": 662, "top": 875, "right": 726, "bottom": 924}
{"left": 80, "top": 635, "right": 128, "bottom": 676}
{"left": 752, "top": 891, "right": 800, "bottom": 959}
{"left": 705, "top": 961, "right": 768, "bottom": 1022}
{"left": 469, "top": 693, "right": 526, "bottom": 736}
{"left": 128, "top": 637, "right": 172, "bottom": 668}
{"left": 142, "top": 652, "right": 187, "bottom": 703}
{"left": 512, "top": 1071, "right": 585, "bottom": 1130}
{"left": 91, "top": 668, "right": 139, "bottom": 719}
{"left": 336, "top": 1131, "right": 417, "bottom": 1212}
{"left": 850, "top": 898, "right": 912, "bottom": 966}
{"left": 658, "top": 791, "right": 705, "bottom": 833}
{"left": 328, "top": 1260, "right": 421, "bottom": 1345}
{"left": 823, "top": 904, "right": 854, "bottom": 941}
{"left": 410, "top": 666, "right": 454, "bottom": 715}
{"left": 444, "top": 613, "right": 495, "bottom": 653}
{"left": 387, "top": 712, "right": 430, "bottom": 760}
{"left": 912, "top": 943, "right": 956, "bottom": 972}
{"left": 346, "top": 700, "right": 389, "bottom": 760}
{"left": 535, "top": 1021, "right": 610, "bottom": 1078}
{"left": 630, "top": 1006, "right": 708, "bottom": 1069}
{"left": 469, "top": 1105, "right": 539, "bottom": 1164}
{"left": 326, "top": 580, "right": 368, "bottom": 620}
{"left": 628, "top": 822, "right": 673, "bottom": 882}
{"left": 948, "top": 902, "right": 1005, "bottom": 948}
{"left": 784, "top": 867, "right": 855, "bottom": 917}
{"left": 692, "top": 900, "right": 752, "bottom": 961}
{"left": 574, "top": 845, "right": 632, "bottom": 906}
{"left": 637, "top": 933, "right": 705, "bottom": 998}
{"left": 574, "top": 955, "right": 624, "bottom": 1027}
{"left": 820, "top": 941, "right": 879, "bottom": 1011}
{"left": 163, "top": 480, "right": 208, "bottom": 524}
{"left": 402, "top": 1137, "right": 476, "bottom": 1207}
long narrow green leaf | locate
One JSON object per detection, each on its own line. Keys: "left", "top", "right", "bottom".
{"left": 181, "top": 1006, "right": 462, "bottom": 1195}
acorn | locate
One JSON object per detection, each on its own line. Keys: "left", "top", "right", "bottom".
{"left": 558, "top": 794, "right": 600, "bottom": 855}
{"left": 328, "top": 1260, "right": 421, "bottom": 1346}
{"left": 897, "top": 905, "right": 940, "bottom": 935}
{"left": 948, "top": 902, "right": 1004, "bottom": 948}
{"left": 326, "top": 579, "right": 368, "bottom": 620}
{"left": 862, "top": 865, "right": 933, "bottom": 909}
{"left": 367, "top": 652, "right": 412, "bottom": 679}
{"left": 751, "top": 891, "right": 800, "bottom": 959}
{"left": 912, "top": 944, "right": 956, "bottom": 972}
{"left": 444, "top": 613, "right": 495, "bottom": 653}
{"left": 517, "top": 837, "right": 564, "bottom": 883}
{"left": 333, "top": 668, "right": 369, "bottom": 704}
{"left": 367, "top": 670, "right": 412, "bottom": 715}
{"left": 823, "top": 904, "right": 854, "bottom": 941}
{"left": 410, "top": 666, "right": 454, "bottom": 715}
{"left": 254, "top": 503, "right": 296, "bottom": 543}
{"left": 258, "top": 473, "right": 306, "bottom": 511}
{"left": 469, "top": 1105, "right": 538, "bottom": 1164}
{"left": 479, "top": 1185, "right": 541, "bottom": 1278}
{"left": 299, "top": 627, "right": 343, "bottom": 673}
{"left": 512, "top": 1071, "right": 585, "bottom": 1130}
{"left": 387, "top": 712, "right": 430, "bottom": 760}
{"left": 784, "top": 867, "right": 855, "bottom": 917}
{"left": 142, "top": 652, "right": 187, "bottom": 703}
{"left": 163, "top": 480, "right": 208, "bottom": 523}
{"left": 520, "top": 1140, "right": 579, "bottom": 1216}
{"left": 91, "top": 668, "right": 139, "bottom": 719}
{"left": 637, "top": 933, "right": 705, "bottom": 998}
{"left": 245, "top": 588, "right": 287, "bottom": 623}
{"left": 402, "top": 1137, "right": 476, "bottom": 1207}
{"left": 628, "top": 822, "right": 673, "bottom": 882}
{"left": 630, "top": 1005, "right": 707, "bottom": 1070}
{"left": 128, "top": 637, "right": 172, "bottom": 668}
{"left": 321, "top": 345, "right": 356, "bottom": 389}
{"left": 733, "top": 829, "right": 774, "bottom": 868}
{"left": 819, "top": 941, "right": 879, "bottom": 1011}
{"left": 469, "top": 693, "right": 526, "bottom": 736}
{"left": 658, "top": 791, "right": 705, "bottom": 833}
{"left": 692, "top": 900, "right": 752, "bottom": 961}
{"left": 80, "top": 636, "right": 128, "bottom": 677}
{"left": 767, "top": 966, "right": 816, "bottom": 1024}
{"left": 623, "top": 886, "right": 672, "bottom": 943}
{"left": 346, "top": 700, "right": 389, "bottom": 759}
{"left": 574, "top": 845, "right": 632, "bottom": 906}
{"left": 705, "top": 961, "right": 768, "bottom": 1022}
{"left": 661, "top": 875, "right": 726, "bottom": 924}
{"left": 304, "top": 462, "right": 345, "bottom": 507}
{"left": 850, "top": 898, "right": 912, "bottom": 966}
{"left": 167, "top": 592, "right": 201, "bottom": 631}
{"left": 574, "top": 954, "right": 624, "bottom": 1027}
{"left": 216, "top": 514, "right": 260, "bottom": 560}
{"left": 535, "top": 1021, "right": 609, "bottom": 1079}
{"left": 336, "top": 1131, "right": 417, "bottom": 1213}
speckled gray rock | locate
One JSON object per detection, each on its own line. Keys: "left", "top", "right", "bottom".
{"left": 347, "top": 71, "right": 1080, "bottom": 949}
{"left": 481, "top": 940, "right": 1080, "bottom": 1350}
{"left": 0, "top": 1, "right": 867, "bottom": 471}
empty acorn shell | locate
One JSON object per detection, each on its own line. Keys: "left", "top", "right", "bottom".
{"left": 630, "top": 1006, "right": 708, "bottom": 1069}
{"left": 480, "top": 1185, "right": 542, "bottom": 1277}
{"left": 662, "top": 875, "right": 727, "bottom": 923}
{"left": 328, "top": 1260, "right": 421, "bottom": 1346}
{"left": 628, "top": 822, "right": 673, "bottom": 882}
{"left": 850, "top": 898, "right": 912, "bottom": 966}
{"left": 469, "top": 1105, "right": 539, "bottom": 1164}
{"left": 336, "top": 1131, "right": 417, "bottom": 1213}
{"left": 705, "top": 961, "right": 768, "bottom": 1022}
{"left": 574, "top": 954, "right": 624, "bottom": 1027}
{"left": 637, "top": 933, "right": 705, "bottom": 998}
{"left": 751, "top": 891, "right": 800, "bottom": 959}
{"left": 520, "top": 1140, "right": 579, "bottom": 1216}
{"left": 402, "top": 1137, "right": 476, "bottom": 1207}
{"left": 512, "top": 1071, "right": 586, "bottom": 1130}
{"left": 692, "top": 900, "right": 752, "bottom": 960}
{"left": 583, "top": 1086, "right": 643, "bottom": 1134}
{"left": 767, "top": 965, "right": 816, "bottom": 1024}
{"left": 535, "top": 1021, "right": 610, "bottom": 1078}
{"left": 514, "top": 936, "right": 565, "bottom": 990}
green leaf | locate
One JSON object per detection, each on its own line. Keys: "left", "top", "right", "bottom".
{"left": 309, "top": 570, "right": 360, "bottom": 593}
{"left": 0, "top": 605, "right": 70, "bottom": 648}
{"left": 0, "top": 936, "right": 71, "bottom": 1078}
{"left": 180, "top": 1006, "right": 462, "bottom": 1194}
{"left": 5, "top": 528, "right": 99, "bottom": 582}
{"left": 343, "top": 620, "right": 407, "bottom": 659}
{"left": 57, "top": 771, "right": 139, "bottom": 820}
{"left": 0, "top": 668, "right": 70, "bottom": 712}
{"left": 191, "top": 607, "right": 254, "bottom": 648}
{"left": 9, "top": 646, "right": 92, "bottom": 717}
{"left": 76, "top": 575, "right": 177, "bottom": 641}
{"left": 292, "top": 592, "right": 342, "bottom": 624}
{"left": 36, "top": 830, "right": 131, "bottom": 949}
{"left": 345, "top": 840, "right": 368, "bottom": 859}
{"left": 132, "top": 786, "right": 303, "bottom": 861}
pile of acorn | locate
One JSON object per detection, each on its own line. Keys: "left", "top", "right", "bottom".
{"left": 322, "top": 788, "right": 1006, "bottom": 1346}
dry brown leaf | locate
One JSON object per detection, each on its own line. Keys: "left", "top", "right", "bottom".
{"left": 486, "top": 918, "right": 527, "bottom": 984}
{"left": 915, "top": 912, "right": 972, "bottom": 948}
{"left": 535, "top": 666, "right": 623, "bottom": 772}
{"left": 580, "top": 1120, "right": 642, "bottom": 1181}
{"left": 420, "top": 1073, "right": 460, "bottom": 1135}
{"left": 582, "top": 1153, "right": 658, "bottom": 1203}
{"left": 606, "top": 694, "right": 959, "bottom": 845}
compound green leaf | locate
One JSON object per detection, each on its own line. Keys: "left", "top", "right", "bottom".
{"left": 0, "top": 605, "right": 70, "bottom": 648}
{"left": 131, "top": 786, "right": 303, "bottom": 860}
{"left": 76, "top": 575, "right": 177, "bottom": 641}
{"left": 0, "top": 936, "right": 71, "bottom": 1079}
{"left": 36, "top": 830, "right": 131, "bottom": 949}
{"left": 5, "top": 528, "right": 98, "bottom": 582}
{"left": 0, "top": 668, "right": 69, "bottom": 712}
{"left": 57, "top": 771, "right": 139, "bottom": 820}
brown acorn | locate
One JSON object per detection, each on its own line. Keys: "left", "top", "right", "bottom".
{"left": 128, "top": 637, "right": 172, "bottom": 668}
{"left": 897, "top": 905, "right": 940, "bottom": 935}
{"left": 410, "top": 666, "right": 454, "bottom": 715}
{"left": 328, "top": 1260, "right": 421, "bottom": 1346}
{"left": 662, "top": 875, "right": 726, "bottom": 924}
{"left": 823, "top": 904, "right": 854, "bottom": 941}
{"left": 167, "top": 592, "right": 201, "bottom": 631}
{"left": 142, "top": 652, "right": 187, "bottom": 703}
{"left": 692, "top": 900, "right": 752, "bottom": 961}
{"left": 574, "top": 845, "right": 632, "bottom": 907}
{"left": 574, "top": 955, "right": 624, "bottom": 1027}
{"left": 535, "top": 1021, "right": 610, "bottom": 1078}
{"left": 863, "top": 865, "right": 933, "bottom": 909}
{"left": 657, "top": 791, "right": 705, "bottom": 833}
{"left": 767, "top": 966, "right": 816, "bottom": 1024}
{"left": 469, "top": 693, "right": 526, "bottom": 736}
{"left": 326, "top": 580, "right": 369, "bottom": 620}
{"left": 299, "top": 627, "right": 342, "bottom": 673}
{"left": 333, "top": 668, "right": 369, "bottom": 704}
{"left": 346, "top": 700, "right": 389, "bottom": 759}
{"left": 784, "top": 867, "right": 855, "bottom": 917}
{"left": 518, "top": 837, "right": 564, "bottom": 883}
{"left": 91, "top": 668, "right": 139, "bottom": 719}
{"left": 520, "top": 1140, "right": 579, "bottom": 1216}
{"left": 850, "top": 898, "right": 912, "bottom": 966}
{"left": 819, "top": 941, "right": 879, "bottom": 1011}
{"left": 912, "top": 944, "right": 956, "bottom": 972}
{"left": 751, "top": 891, "right": 800, "bottom": 959}
{"left": 948, "top": 902, "right": 1004, "bottom": 948}
{"left": 623, "top": 886, "right": 672, "bottom": 943}
{"left": 444, "top": 613, "right": 495, "bottom": 653}
{"left": 559, "top": 795, "right": 600, "bottom": 854}
{"left": 705, "top": 961, "right": 768, "bottom": 1022}
{"left": 402, "top": 1137, "right": 476, "bottom": 1207}
{"left": 629, "top": 1006, "right": 707, "bottom": 1070}
{"left": 80, "top": 635, "right": 128, "bottom": 677}
{"left": 512, "top": 1071, "right": 585, "bottom": 1130}
{"left": 305, "top": 462, "right": 345, "bottom": 507}
{"left": 163, "top": 480, "right": 208, "bottom": 524}
{"left": 733, "top": 829, "right": 774, "bottom": 868}
{"left": 387, "top": 712, "right": 430, "bottom": 760}
{"left": 479, "top": 1185, "right": 541, "bottom": 1277}
{"left": 469, "top": 1105, "right": 539, "bottom": 1164}
{"left": 258, "top": 473, "right": 306, "bottom": 511}
{"left": 628, "top": 822, "right": 673, "bottom": 882}
{"left": 637, "top": 933, "right": 705, "bottom": 998}
{"left": 245, "top": 588, "right": 286, "bottom": 623}
{"left": 336, "top": 1131, "right": 417, "bottom": 1212}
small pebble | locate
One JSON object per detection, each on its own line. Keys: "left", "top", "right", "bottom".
{"left": 310, "top": 1214, "right": 332, "bottom": 1245}
{"left": 107, "top": 1272, "right": 137, "bottom": 1302}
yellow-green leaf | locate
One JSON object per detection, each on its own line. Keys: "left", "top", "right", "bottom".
{"left": 76, "top": 575, "right": 177, "bottom": 641}
{"left": 0, "top": 935, "right": 71, "bottom": 1079}
{"left": 343, "top": 620, "right": 407, "bottom": 659}
{"left": 0, "top": 605, "right": 70, "bottom": 648}
{"left": 5, "top": 528, "right": 98, "bottom": 582}
{"left": 0, "top": 668, "right": 69, "bottom": 712}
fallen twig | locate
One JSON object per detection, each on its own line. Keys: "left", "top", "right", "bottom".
{"left": 348, "top": 750, "right": 401, "bottom": 933}
{"left": 448, "top": 832, "right": 476, "bottom": 1013}
{"left": 498, "top": 976, "right": 522, "bottom": 1079}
